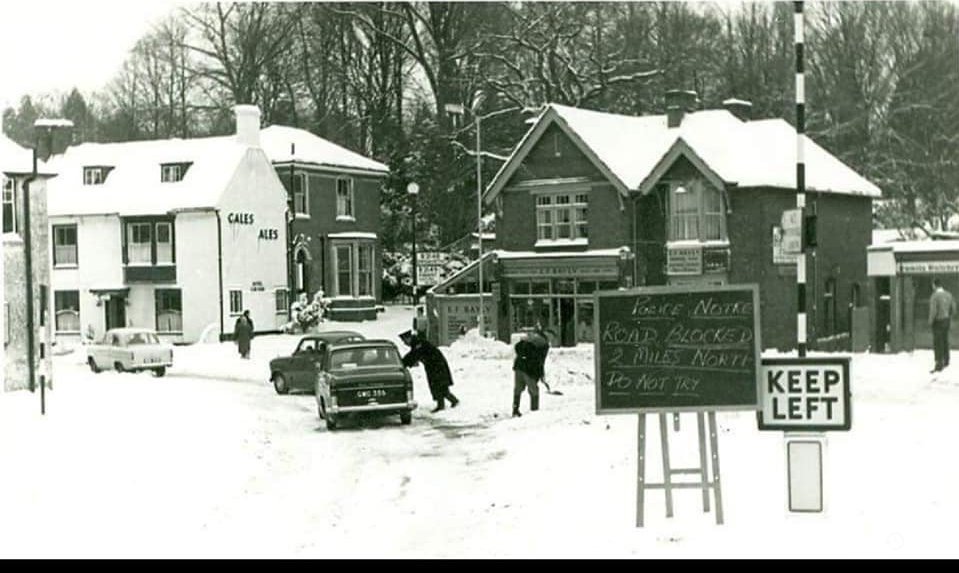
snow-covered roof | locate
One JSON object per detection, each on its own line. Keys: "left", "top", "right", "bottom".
{"left": 868, "top": 240, "right": 959, "bottom": 254}
{"left": 328, "top": 232, "right": 377, "bottom": 240}
{"left": 1, "top": 133, "right": 53, "bottom": 176}
{"left": 486, "top": 103, "right": 881, "bottom": 201}
{"left": 47, "top": 135, "right": 248, "bottom": 217}
{"left": 494, "top": 248, "right": 626, "bottom": 260}
{"left": 261, "top": 125, "right": 389, "bottom": 175}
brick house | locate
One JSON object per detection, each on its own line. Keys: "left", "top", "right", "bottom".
{"left": 430, "top": 92, "right": 880, "bottom": 349}
{"left": 2, "top": 132, "right": 55, "bottom": 391}
{"left": 260, "top": 126, "right": 389, "bottom": 321}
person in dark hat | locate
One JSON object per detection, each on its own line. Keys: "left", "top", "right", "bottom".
{"left": 399, "top": 330, "right": 459, "bottom": 412}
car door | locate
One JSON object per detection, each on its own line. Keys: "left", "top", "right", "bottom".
{"left": 289, "top": 339, "right": 318, "bottom": 390}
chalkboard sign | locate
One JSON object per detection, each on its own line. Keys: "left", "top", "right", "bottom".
{"left": 594, "top": 284, "right": 762, "bottom": 414}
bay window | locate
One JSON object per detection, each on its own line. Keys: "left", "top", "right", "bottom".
{"left": 336, "top": 245, "right": 353, "bottom": 295}
{"left": 332, "top": 242, "right": 376, "bottom": 297}
{"left": 358, "top": 244, "right": 374, "bottom": 296}
{"left": 536, "top": 192, "right": 588, "bottom": 242}
{"left": 668, "top": 180, "right": 726, "bottom": 242}
{"left": 127, "top": 222, "right": 152, "bottom": 264}
{"left": 156, "top": 222, "right": 173, "bottom": 264}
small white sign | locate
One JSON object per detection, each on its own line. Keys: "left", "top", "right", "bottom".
{"left": 759, "top": 358, "right": 851, "bottom": 431}
{"left": 781, "top": 209, "right": 802, "bottom": 231}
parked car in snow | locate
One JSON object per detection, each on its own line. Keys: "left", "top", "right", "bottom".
{"left": 315, "top": 339, "right": 417, "bottom": 430}
{"left": 86, "top": 328, "right": 174, "bottom": 377}
{"left": 268, "top": 331, "right": 365, "bottom": 395}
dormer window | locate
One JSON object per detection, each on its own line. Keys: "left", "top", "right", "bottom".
{"left": 83, "top": 166, "right": 109, "bottom": 185}
{"left": 161, "top": 162, "right": 191, "bottom": 183}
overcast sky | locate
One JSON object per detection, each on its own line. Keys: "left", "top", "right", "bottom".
{"left": 0, "top": 0, "right": 185, "bottom": 111}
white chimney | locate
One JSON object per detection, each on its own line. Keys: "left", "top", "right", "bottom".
{"left": 234, "top": 104, "right": 261, "bottom": 148}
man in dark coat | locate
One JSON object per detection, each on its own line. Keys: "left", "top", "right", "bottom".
{"left": 234, "top": 310, "right": 254, "bottom": 359}
{"left": 400, "top": 330, "right": 459, "bottom": 412}
{"left": 512, "top": 328, "right": 548, "bottom": 417}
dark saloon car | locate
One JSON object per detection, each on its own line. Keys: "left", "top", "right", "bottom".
{"left": 315, "top": 340, "right": 417, "bottom": 430}
{"left": 269, "top": 331, "right": 364, "bottom": 394}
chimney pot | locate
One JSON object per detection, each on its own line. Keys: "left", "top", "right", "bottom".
{"left": 723, "top": 98, "right": 753, "bottom": 121}
{"left": 665, "top": 89, "right": 698, "bottom": 128}
{"left": 234, "top": 104, "right": 261, "bottom": 148}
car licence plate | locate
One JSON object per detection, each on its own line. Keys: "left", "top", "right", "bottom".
{"left": 356, "top": 389, "right": 387, "bottom": 399}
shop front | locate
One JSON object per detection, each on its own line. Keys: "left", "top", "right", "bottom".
{"left": 867, "top": 240, "right": 959, "bottom": 352}
{"left": 427, "top": 249, "right": 630, "bottom": 347}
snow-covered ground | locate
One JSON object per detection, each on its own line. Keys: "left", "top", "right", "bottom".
{"left": 2, "top": 305, "right": 958, "bottom": 558}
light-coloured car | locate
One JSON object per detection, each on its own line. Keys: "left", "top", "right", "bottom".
{"left": 87, "top": 328, "right": 174, "bottom": 377}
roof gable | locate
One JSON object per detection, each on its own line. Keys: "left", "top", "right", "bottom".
{"left": 484, "top": 106, "right": 630, "bottom": 204}
{"left": 485, "top": 103, "right": 881, "bottom": 201}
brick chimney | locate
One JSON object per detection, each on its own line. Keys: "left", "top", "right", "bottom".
{"left": 666, "top": 89, "right": 698, "bottom": 128}
{"left": 234, "top": 104, "right": 261, "bottom": 148}
{"left": 722, "top": 98, "right": 753, "bottom": 121}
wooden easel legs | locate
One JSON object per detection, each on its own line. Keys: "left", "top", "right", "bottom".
{"left": 636, "top": 411, "right": 725, "bottom": 527}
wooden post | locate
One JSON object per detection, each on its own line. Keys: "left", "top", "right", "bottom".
{"left": 659, "top": 413, "right": 674, "bottom": 518}
{"left": 636, "top": 413, "right": 647, "bottom": 527}
{"left": 697, "top": 412, "right": 711, "bottom": 512}
{"left": 708, "top": 411, "right": 725, "bottom": 525}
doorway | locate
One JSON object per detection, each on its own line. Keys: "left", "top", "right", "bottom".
{"left": 104, "top": 295, "right": 127, "bottom": 330}
{"left": 550, "top": 297, "right": 576, "bottom": 347}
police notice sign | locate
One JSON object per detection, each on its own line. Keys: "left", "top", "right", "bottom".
{"left": 758, "top": 357, "right": 851, "bottom": 431}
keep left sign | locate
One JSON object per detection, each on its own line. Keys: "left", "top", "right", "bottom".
{"left": 758, "top": 357, "right": 851, "bottom": 431}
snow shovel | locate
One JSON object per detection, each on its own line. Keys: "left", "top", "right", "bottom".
{"left": 540, "top": 377, "right": 563, "bottom": 396}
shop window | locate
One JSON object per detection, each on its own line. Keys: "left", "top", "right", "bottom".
{"left": 578, "top": 281, "right": 597, "bottom": 294}
{"left": 531, "top": 281, "right": 550, "bottom": 295}
{"left": 275, "top": 289, "right": 289, "bottom": 314}
{"left": 336, "top": 178, "right": 354, "bottom": 219}
{"left": 513, "top": 281, "right": 531, "bottom": 295}
{"left": 292, "top": 173, "right": 309, "bottom": 216}
{"left": 535, "top": 192, "right": 588, "bottom": 242}
{"left": 358, "top": 244, "right": 374, "bottom": 296}
{"left": 576, "top": 301, "right": 595, "bottom": 343}
{"left": 336, "top": 245, "right": 354, "bottom": 296}
{"left": 3, "top": 177, "right": 16, "bottom": 234}
{"left": 229, "top": 290, "right": 243, "bottom": 315}
{"left": 668, "top": 180, "right": 726, "bottom": 242}
{"left": 53, "top": 224, "right": 78, "bottom": 267}
{"left": 54, "top": 290, "right": 80, "bottom": 333}
{"left": 155, "top": 289, "right": 182, "bottom": 333}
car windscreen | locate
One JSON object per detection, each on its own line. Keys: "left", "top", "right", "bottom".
{"left": 329, "top": 347, "right": 401, "bottom": 370}
{"left": 124, "top": 332, "right": 159, "bottom": 346}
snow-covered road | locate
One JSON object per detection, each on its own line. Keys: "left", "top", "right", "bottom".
{"left": 2, "top": 306, "right": 959, "bottom": 557}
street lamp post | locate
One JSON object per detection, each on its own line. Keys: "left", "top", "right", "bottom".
{"left": 407, "top": 182, "right": 419, "bottom": 303}
{"left": 28, "top": 118, "right": 73, "bottom": 415}
{"left": 472, "top": 91, "right": 488, "bottom": 337}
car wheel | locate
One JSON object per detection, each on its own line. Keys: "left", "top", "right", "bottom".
{"left": 114, "top": 362, "right": 126, "bottom": 373}
{"left": 400, "top": 411, "right": 412, "bottom": 425}
{"left": 272, "top": 373, "right": 289, "bottom": 395}
{"left": 153, "top": 367, "right": 166, "bottom": 377}
{"left": 88, "top": 357, "right": 101, "bottom": 374}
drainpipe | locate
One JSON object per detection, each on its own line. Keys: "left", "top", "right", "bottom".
{"left": 215, "top": 209, "right": 225, "bottom": 341}
{"left": 23, "top": 146, "right": 38, "bottom": 396}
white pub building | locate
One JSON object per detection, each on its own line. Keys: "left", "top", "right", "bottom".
{"left": 47, "top": 105, "right": 289, "bottom": 344}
